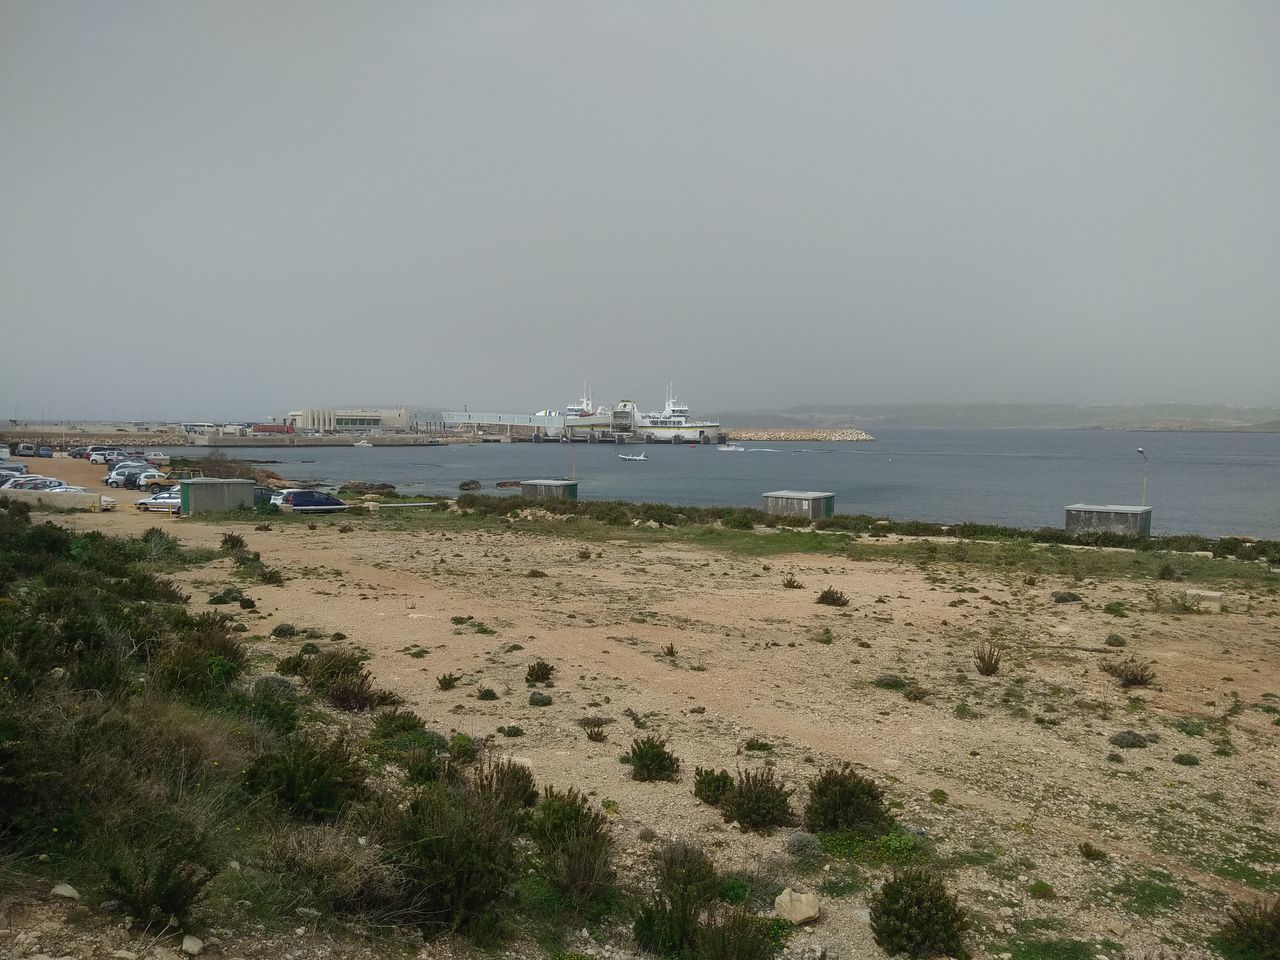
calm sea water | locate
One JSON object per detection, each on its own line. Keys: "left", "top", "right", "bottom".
{"left": 170, "top": 429, "right": 1280, "bottom": 538}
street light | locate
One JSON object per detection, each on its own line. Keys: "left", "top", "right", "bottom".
{"left": 1137, "top": 448, "right": 1148, "bottom": 506}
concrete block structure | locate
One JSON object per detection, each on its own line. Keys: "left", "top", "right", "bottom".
{"left": 180, "top": 478, "right": 254, "bottom": 516}
{"left": 520, "top": 480, "right": 579, "bottom": 500}
{"left": 1065, "top": 504, "right": 1152, "bottom": 538}
{"left": 763, "top": 490, "right": 836, "bottom": 520}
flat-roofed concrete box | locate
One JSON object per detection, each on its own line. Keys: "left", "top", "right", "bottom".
{"left": 1065, "top": 504, "right": 1152, "bottom": 538}
{"left": 180, "top": 478, "right": 254, "bottom": 516}
{"left": 520, "top": 479, "right": 579, "bottom": 501}
{"left": 763, "top": 490, "right": 835, "bottom": 520}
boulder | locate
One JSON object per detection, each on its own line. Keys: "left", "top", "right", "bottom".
{"left": 1053, "top": 591, "right": 1083, "bottom": 603}
{"left": 181, "top": 936, "right": 204, "bottom": 956}
{"left": 774, "top": 887, "right": 820, "bottom": 924}
{"left": 50, "top": 883, "right": 80, "bottom": 900}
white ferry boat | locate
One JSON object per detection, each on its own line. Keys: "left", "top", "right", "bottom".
{"left": 627, "top": 384, "right": 720, "bottom": 441}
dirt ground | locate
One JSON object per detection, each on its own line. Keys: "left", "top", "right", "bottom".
{"left": 6, "top": 455, "right": 1279, "bottom": 960}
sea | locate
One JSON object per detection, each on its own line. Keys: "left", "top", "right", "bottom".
{"left": 166, "top": 429, "right": 1280, "bottom": 539}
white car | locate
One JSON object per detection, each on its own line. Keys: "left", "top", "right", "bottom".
{"left": 46, "top": 486, "right": 117, "bottom": 511}
{"left": 135, "top": 489, "right": 181, "bottom": 512}
{"left": 88, "top": 449, "right": 127, "bottom": 465}
{"left": 1, "top": 476, "right": 66, "bottom": 491}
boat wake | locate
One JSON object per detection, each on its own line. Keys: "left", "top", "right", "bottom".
{"left": 747, "top": 447, "right": 780, "bottom": 453}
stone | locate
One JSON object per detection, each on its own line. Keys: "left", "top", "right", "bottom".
{"left": 181, "top": 935, "right": 203, "bottom": 956}
{"left": 1053, "top": 591, "right": 1083, "bottom": 603}
{"left": 111, "top": 952, "right": 140, "bottom": 960}
{"left": 50, "top": 883, "right": 80, "bottom": 900}
{"left": 295, "top": 907, "right": 321, "bottom": 919}
{"left": 774, "top": 887, "right": 820, "bottom": 925}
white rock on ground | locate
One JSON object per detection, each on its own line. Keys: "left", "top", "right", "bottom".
{"left": 49, "top": 884, "right": 80, "bottom": 900}
{"left": 181, "top": 934, "right": 204, "bottom": 955}
{"left": 774, "top": 887, "right": 820, "bottom": 924}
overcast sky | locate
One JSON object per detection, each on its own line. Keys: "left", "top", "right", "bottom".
{"left": 2, "top": 2, "right": 1278, "bottom": 421}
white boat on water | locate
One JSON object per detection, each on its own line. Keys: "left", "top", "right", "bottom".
{"left": 353, "top": 440, "right": 373, "bottom": 448}
{"left": 717, "top": 443, "right": 745, "bottom": 452}
{"left": 618, "top": 452, "right": 648, "bottom": 461}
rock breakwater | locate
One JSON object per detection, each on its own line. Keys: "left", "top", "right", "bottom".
{"left": 729, "top": 427, "right": 875, "bottom": 442}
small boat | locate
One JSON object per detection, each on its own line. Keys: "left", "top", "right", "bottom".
{"left": 353, "top": 440, "right": 373, "bottom": 448}
{"left": 717, "top": 444, "right": 745, "bottom": 452}
{"left": 618, "top": 452, "right": 648, "bottom": 462}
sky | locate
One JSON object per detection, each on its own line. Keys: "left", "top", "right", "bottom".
{"left": 2, "top": 2, "right": 1278, "bottom": 422}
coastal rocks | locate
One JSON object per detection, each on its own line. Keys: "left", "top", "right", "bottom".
{"left": 774, "top": 888, "right": 820, "bottom": 924}
{"left": 459, "top": 480, "right": 481, "bottom": 491}
{"left": 495, "top": 480, "right": 522, "bottom": 488}
{"left": 337, "top": 481, "right": 396, "bottom": 495}
{"left": 730, "top": 428, "right": 875, "bottom": 442}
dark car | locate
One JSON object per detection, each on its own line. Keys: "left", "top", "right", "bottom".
{"left": 279, "top": 490, "right": 349, "bottom": 514}
{"left": 69, "top": 447, "right": 89, "bottom": 459}
{"left": 37, "top": 447, "right": 53, "bottom": 458}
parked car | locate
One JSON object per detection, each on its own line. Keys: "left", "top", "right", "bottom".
{"left": 0, "top": 463, "right": 29, "bottom": 476}
{"left": 1, "top": 477, "right": 67, "bottom": 491}
{"left": 37, "top": 447, "right": 53, "bottom": 458}
{"left": 104, "top": 465, "right": 157, "bottom": 487}
{"left": 88, "top": 449, "right": 127, "bottom": 465}
{"left": 69, "top": 447, "right": 89, "bottom": 459}
{"left": 15, "top": 443, "right": 36, "bottom": 457}
{"left": 45, "top": 487, "right": 117, "bottom": 511}
{"left": 271, "top": 489, "right": 349, "bottom": 514}
{"left": 135, "top": 490, "right": 182, "bottom": 512}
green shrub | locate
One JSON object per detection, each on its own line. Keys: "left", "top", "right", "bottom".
{"left": 220, "top": 532, "right": 247, "bottom": 552}
{"left": 582, "top": 719, "right": 608, "bottom": 742}
{"left": 271, "top": 622, "right": 296, "bottom": 638}
{"left": 816, "top": 587, "right": 849, "bottom": 607}
{"left": 1078, "top": 842, "right": 1108, "bottom": 862}
{"left": 622, "top": 736, "right": 681, "bottom": 782}
{"left": 1103, "top": 658, "right": 1156, "bottom": 688}
{"left": 271, "top": 823, "right": 413, "bottom": 924}
{"left": 477, "top": 687, "right": 498, "bottom": 701}
{"left": 498, "top": 725, "right": 524, "bottom": 738}
{"left": 527, "top": 568, "right": 548, "bottom": 578}
{"left": 102, "top": 824, "right": 216, "bottom": 929}
{"left": 438, "top": 672, "right": 460, "bottom": 691}
{"left": 1105, "top": 634, "right": 1127, "bottom": 647}
{"left": 382, "top": 782, "right": 520, "bottom": 942}
{"left": 1214, "top": 897, "right": 1280, "bottom": 960}
{"left": 325, "top": 668, "right": 397, "bottom": 711}
{"left": 244, "top": 734, "right": 366, "bottom": 820}
{"left": 373, "top": 709, "right": 425, "bottom": 739}
{"left": 696, "top": 904, "right": 784, "bottom": 960}
{"left": 782, "top": 574, "right": 804, "bottom": 589}
{"left": 973, "top": 641, "right": 1002, "bottom": 676}
{"left": 471, "top": 757, "right": 537, "bottom": 810}
{"left": 449, "top": 733, "right": 479, "bottom": 764}
{"left": 525, "top": 660, "right": 555, "bottom": 685}
{"left": 1029, "top": 880, "right": 1055, "bottom": 900}
{"left": 869, "top": 868, "right": 969, "bottom": 958}
{"left": 529, "top": 786, "right": 615, "bottom": 907}
{"left": 1109, "top": 730, "right": 1148, "bottom": 749}
{"left": 785, "top": 831, "right": 825, "bottom": 863}
{"left": 720, "top": 768, "right": 793, "bottom": 833}
{"left": 1173, "top": 753, "right": 1200, "bottom": 767}
{"left": 633, "top": 842, "right": 719, "bottom": 956}
{"left": 694, "top": 767, "right": 735, "bottom": 807}
{"left": 803, "top": 764, "right": 890, "bottom": 834}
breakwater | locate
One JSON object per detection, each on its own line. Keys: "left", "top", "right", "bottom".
{"left": 729, "top": 427, "right": 875, "bottom": 442}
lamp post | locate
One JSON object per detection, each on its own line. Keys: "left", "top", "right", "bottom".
{"left": 1137, "top": 448, "right": 1148, "bottom": 506}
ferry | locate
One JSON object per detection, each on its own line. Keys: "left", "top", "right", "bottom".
{"left": 618, "top": 452, "right": 648, "bottom": 462}
{"left": 623, "top": 384, "right": 720, "bottom": 442}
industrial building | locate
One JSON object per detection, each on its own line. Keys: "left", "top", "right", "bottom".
{"left": 278, "top": 407, "right": 415, "bottom": 435}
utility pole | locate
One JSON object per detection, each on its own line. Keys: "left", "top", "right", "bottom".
{"left": 1137, "top": 448, "right": 1148, "bottom": 506}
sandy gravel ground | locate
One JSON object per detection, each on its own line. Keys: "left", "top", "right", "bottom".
{"left": 6, "top": 455, "right": 1279, "bottom": 960}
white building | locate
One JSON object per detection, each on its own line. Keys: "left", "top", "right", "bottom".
{"left": 280, "top": 407, "right": 414, "bottom": 434}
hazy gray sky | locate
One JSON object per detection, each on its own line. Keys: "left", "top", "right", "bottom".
{"left": 2, "top": 1, "right": 1278, "bottom": 421}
